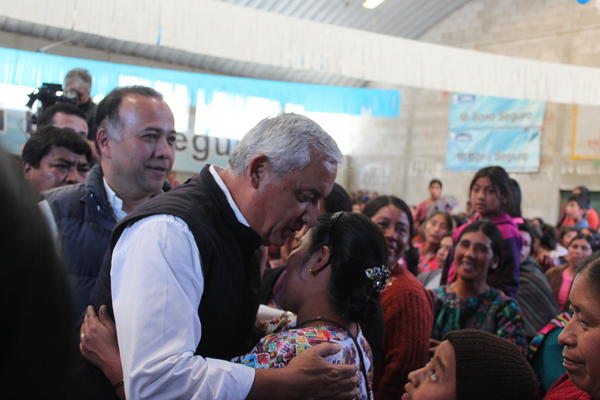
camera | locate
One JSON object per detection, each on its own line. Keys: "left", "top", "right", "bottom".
{"left": 26, "top": 83, "right": 81, "bottom": 124}
{"left": 26, "top": 82, "right": 81, "bottom": 109}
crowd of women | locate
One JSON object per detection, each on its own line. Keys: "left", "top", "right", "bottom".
{"left": 257, "top": 165, "right": 600, "bottom": 399}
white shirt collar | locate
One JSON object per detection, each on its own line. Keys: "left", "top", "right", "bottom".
{"left": 103, "top": 178, "right": 128, "bottom": 221}
{"left": 209, "top": 165, "right": 249, "bottom": 227}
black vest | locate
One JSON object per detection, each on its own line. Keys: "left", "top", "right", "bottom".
{"left": 92, "top": 165, "right": 262, "bottom": 359}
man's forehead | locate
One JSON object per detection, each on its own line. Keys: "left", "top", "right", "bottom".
{"left": 119, "top": 94, "right": 173, "bottom": 120}
{"left": 45, "top": 146, "right": 88, "bottom": 161}
{"left": 295, "top": 161, "right": 336, "bottom": 187}
{"left": 53, "top": 112, "right": 88, "bottom": 129}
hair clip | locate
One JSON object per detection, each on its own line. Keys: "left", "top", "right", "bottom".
{"left": 364, "top": 265, "right": 391, "bottom": 292}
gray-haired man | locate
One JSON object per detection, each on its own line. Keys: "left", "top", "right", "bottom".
{"left": 88, "top": 113, "right": 358, "bottom": 399}
{"left": 64, "top": 68, "right": 97, "bottom": 138}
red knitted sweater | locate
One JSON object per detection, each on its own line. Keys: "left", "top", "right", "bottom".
{"left": 544, "top": 374, "right": 592, "bottom": 400}
{"left": 374, "top": 268, "right": 434, "bottom": 400}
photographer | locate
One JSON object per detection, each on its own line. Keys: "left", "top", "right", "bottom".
{"left": 64, "top": 68, "right": 97, "bottom": 140}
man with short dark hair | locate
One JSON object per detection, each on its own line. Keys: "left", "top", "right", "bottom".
{"left": 22, "top": 126, "right": 91, "bottom": 194}
{"left": 37, "top": 103, "right": 89, "bottom": 138}
{"left": 42, "top": 85, "right": 176, "bottom": 318}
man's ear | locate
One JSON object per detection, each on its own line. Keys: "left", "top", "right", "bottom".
{"left": 248, "top": 154, "right": 269, "bottom": 189}
{"left": 96, "top": 128, "right": 111, "bottom": 158}
{"left": 22, "top": 162, "right": 34, "bottom": 178}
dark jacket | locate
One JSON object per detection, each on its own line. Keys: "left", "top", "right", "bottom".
{"left": 43, "top": 164, "right": 116, "bottom": 318}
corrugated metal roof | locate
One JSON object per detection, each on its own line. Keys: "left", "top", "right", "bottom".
{"left": 0, "top": 0, "right": 471, "bottom": 86}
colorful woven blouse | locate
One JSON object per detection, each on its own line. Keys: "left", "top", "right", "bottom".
{"left": 232, "top": 323, "right": 373, "bottom": 400}
{"left": 431, "top": 285, "right": 526, "bottom": 352}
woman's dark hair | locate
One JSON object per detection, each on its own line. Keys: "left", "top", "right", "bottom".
{"left": 469, "top": 166, "right": 515, "bottom": 216}
{"left": 324, "top": 183, "right": 352, "bottom": 213}
{"left": 456, "top": 220, "right": 504, "bottom": 263}
{"left": 0, "top": 146, "right": 74, "bottom": 397}
{"left": 576, "top": 251, "right": 600, "bottom": 300}
{"left": 451, "top": 214, "right": 468, "bottom": 230}
{"left": 307, "top": 212, "right": 387, "bottom": 324}
{"left": 362, "top": 195, "right": 418, "bottom": 275}
{"left": 538, "top": 223, "right": 558, "bottom": 251}
{"left": 517, "top": 221, "right": 533, "bottom": 238}
{"left": 532, "top": 217, "right": 545, "bottom": 227}
{"left": 509, "top": 178, "right": 522, "bottom": 218}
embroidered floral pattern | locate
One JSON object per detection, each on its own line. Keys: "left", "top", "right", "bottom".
{"left": 232, "top": 324, "right": 373, "bottom": 400}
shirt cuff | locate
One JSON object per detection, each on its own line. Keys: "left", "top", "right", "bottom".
{"left": 206, "top": 358, "right": 256, "bottom": 398}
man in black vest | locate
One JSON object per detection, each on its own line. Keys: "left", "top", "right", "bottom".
{"left": 84, "top": 113, "right": 359, "bottom": 399}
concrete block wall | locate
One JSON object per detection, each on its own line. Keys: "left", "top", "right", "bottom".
{"left": 347, "top": 0, "right": 600, "bottom": 223}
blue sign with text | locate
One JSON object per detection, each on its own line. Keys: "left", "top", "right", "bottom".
{"left": 446, "top": 94, "right": 546, "bottom": 172}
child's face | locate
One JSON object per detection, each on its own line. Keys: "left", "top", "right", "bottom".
{"left": 562, "top": 230, "right": 578, "bottom": 249}
{"left": 429, "top": 183, "right": 442, "bottom": 200}
{"left": 566, "top": 201, "right": 586, "bottom": 221}
{"left": 520, "top": 230, "right": 532, "bottom": 259}
{"left": 425, "top": 214, "right": 450, "bottom": 246}
{"left": 436, "top": 236, "right": 454, "bottom": 266}
{"left": 403, "top": 340, "right": 457, "bottom": 400}
{"left": 470, "top": 176, "right": 501, "bottom": 217}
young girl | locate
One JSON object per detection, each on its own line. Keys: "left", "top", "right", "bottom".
{"left": 416, "top": 212, "right": 452, "bottom": 274}
{"left": 417, "top": 234, "right": 453, "bottom": 290}
{"left": 441, "top": 166, "right": 522, "bottom": 297}
{"left": 545, "top": 233, "right": 594, "bottom": 311}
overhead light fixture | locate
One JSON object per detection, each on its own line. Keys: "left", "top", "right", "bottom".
{"left": 362, "top": 0, "right": 385, "bottom": 9}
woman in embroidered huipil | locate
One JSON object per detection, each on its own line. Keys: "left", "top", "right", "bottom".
{"left": 431, "top": 220, "right": 526, "bottom": 353}
{"left": 233, "top": 212, "right": 389, "bottom": 400}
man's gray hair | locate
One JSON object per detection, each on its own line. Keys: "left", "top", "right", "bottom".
{"left": 229, "top": 113, "right": 342, "bottom": 176}
{"left": 64, "top": 68, "right": 92, "bottom": 91}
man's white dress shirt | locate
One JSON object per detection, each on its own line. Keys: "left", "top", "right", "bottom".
{"left": 111, "top": 166, "right": 255, "bottom": 399}
{"left": 103, "top": 178, "right": 128, "bottom": 221}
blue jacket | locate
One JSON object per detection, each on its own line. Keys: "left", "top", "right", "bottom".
{"left": 43, "top": 165, "right": 117, "bottom": 318}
